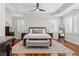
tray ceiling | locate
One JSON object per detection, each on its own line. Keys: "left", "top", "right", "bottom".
{"left": 5, "top": 3, "right": 74, "bottom": 17}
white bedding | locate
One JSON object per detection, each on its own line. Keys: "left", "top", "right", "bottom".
{"left": 23, "top": 33, "right": 51, "bottom": 39}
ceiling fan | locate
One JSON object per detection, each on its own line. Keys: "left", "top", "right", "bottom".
{"left": 30, "top": 3, "right": 46, "bottom": 12}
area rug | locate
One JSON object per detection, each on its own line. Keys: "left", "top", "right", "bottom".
{"left": 12, "top": 40, "right": 75, "bottom": 56}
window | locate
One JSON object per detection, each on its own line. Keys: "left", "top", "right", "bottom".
{"left": 17, "top": 20, "right": 25, "bottom": 32}
{"left": 68, "top": 17, "right": 72, "bottom": 33}
{"left": 63, "top": 15, "right": 79, "bottom": 34}
{"left": 63, "top": 17, "right": 72, "bottom": 33}
{"left": 78, "top": 16, "right": 79, "bottom": 33}
{"left": 50, "top": 20, "right": 59, "bottom": 32}
{"left": 72, "top": 16, "right": 78, "bottom": 33}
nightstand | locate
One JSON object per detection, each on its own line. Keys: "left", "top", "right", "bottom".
{"left": 21, "top": 33, "right": 28, "bottom": 40}
{"left": 58, "top": 33, "right": 65, "bottom": 42}
{"left": 47, "top": 33, "right": 53, "bottom": 39}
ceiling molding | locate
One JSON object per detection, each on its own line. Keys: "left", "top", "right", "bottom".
{"left": 6, "top": 3, "right": 79, "bottom": 17}
{"left": 6, "top": 3, "right": 64, "bottom": 17}
{"left": 59, "top": 3, "right": 79, "bottom": 16}
{"left": 50, "top": 3, "right": 74, "bottom": 15}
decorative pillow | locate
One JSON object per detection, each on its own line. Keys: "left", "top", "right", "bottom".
{"left": 30, "top": 29, "right": 32, "bottom": 33}
{"left": 42, "top": 29, "right": 46, "bottom": 33}
{"left": 32, "top": 29, "right": 42, "bottom": 34}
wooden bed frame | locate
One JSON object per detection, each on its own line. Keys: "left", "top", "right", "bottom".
{"left": 23, "top": 27, "right": 52, "bottom": 46}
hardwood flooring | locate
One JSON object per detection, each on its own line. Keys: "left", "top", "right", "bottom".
{"left": 55, "top": 39, "right": 79, "bottom": 56}
{"left": 1, "top": 39, "right": 79, "bottom": 56}
{"left": 63, "top": 40, "right": 79, "bottom": 55}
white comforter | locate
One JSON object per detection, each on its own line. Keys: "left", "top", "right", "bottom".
{"left": 23, "top": 33, "right": 51, "bottom": 39}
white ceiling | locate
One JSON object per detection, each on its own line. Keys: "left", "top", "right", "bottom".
{"left": 6, "top": 3, "right": 78, "bottom": 17}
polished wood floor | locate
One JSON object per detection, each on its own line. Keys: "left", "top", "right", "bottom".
{"left": 55, "top": 39, "right": 79, "bottom": 56}
{"left": 63, "top": 40, "right": 79, "bottom": 55}
{"left": 11, "top": 53, "right": 76, "bottom": 56}
{"left": 11, "top": 53, "right": 51, "bottom": 56}
{"left": 1, "top": 39, "right": 78, "bottom": 56}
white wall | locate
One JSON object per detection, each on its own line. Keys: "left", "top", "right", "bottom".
{"left": 12, "top": 15, "right": 61, "bottom": 33}
{"left": 0, "top": 3, "right": 5, "bottom": 36}
{"left": 25, "top": 15, "right": 61, "bottom": 33}
{"left": 5, "top": 15, "right": 14, "bottom": 32}
{"left": 5, "top": 15, "right": 12, "bottom": 26}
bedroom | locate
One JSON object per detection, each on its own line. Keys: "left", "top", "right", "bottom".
{"left": 0, "top": 3, "right": 79, "bottom": 56}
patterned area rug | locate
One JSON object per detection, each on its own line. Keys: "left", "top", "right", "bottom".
{"left": 12, "top": 40, "right": 75, "bottom": 56}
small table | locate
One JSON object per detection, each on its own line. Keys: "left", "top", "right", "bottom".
{"left": 47, "top": 33, "right": 53, "bottom": 39}
{"left": 58, "top": 33, "right": 65, "bottom": 42}
{"left": 21, "top": 33, "right": 28, "bottom": 40}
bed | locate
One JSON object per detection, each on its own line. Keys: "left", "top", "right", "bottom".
{"left": 23, "top": 27, "right": 52, "bottom": 48}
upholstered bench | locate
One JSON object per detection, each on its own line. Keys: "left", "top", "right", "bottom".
{"left": 26, "top": 39, "right": 50, "bottom": 48}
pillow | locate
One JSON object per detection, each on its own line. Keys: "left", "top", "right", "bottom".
{"left": 42, "top": 29, "right": 46, "bottom": 33}
{"left": 30, "top": 29, "right": 32, "bottom": 33}
{"left": 32, "top": 29, "right": 42, "bottom": 34}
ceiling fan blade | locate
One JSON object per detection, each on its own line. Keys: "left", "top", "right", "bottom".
{"left": 30, "top": 3, "right": 39, "bottom": 12}
{"left": 30, "top": 3, "right": 46, "bottom": 12}
{"left": 30, "top": 9, "right": 37, "bottom": 12}
{"left": 39, "top": 9, "right": 45, "bottom": 11}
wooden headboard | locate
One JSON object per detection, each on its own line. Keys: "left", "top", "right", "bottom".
{"left": 29, "top": 27, "right": 46, "bottom": 33}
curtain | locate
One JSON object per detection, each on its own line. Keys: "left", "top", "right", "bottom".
{"left": 17, "top": 20, "right": 25, "bottom": 33}
{"left": 63, "top": 15, "right": 79, "bottom": 34}
{"left": 72, "top": 16, "right": 78, "bottom": 34}
{"left": 63, "top": 17, "right": 72, "bottom": 33}
{"left": 50, "top": 20, "right": 59, "bottom": 32}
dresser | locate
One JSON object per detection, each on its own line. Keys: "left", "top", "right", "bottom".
{"left": 5, "top": 26, "right": 14, "bottom": 36}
